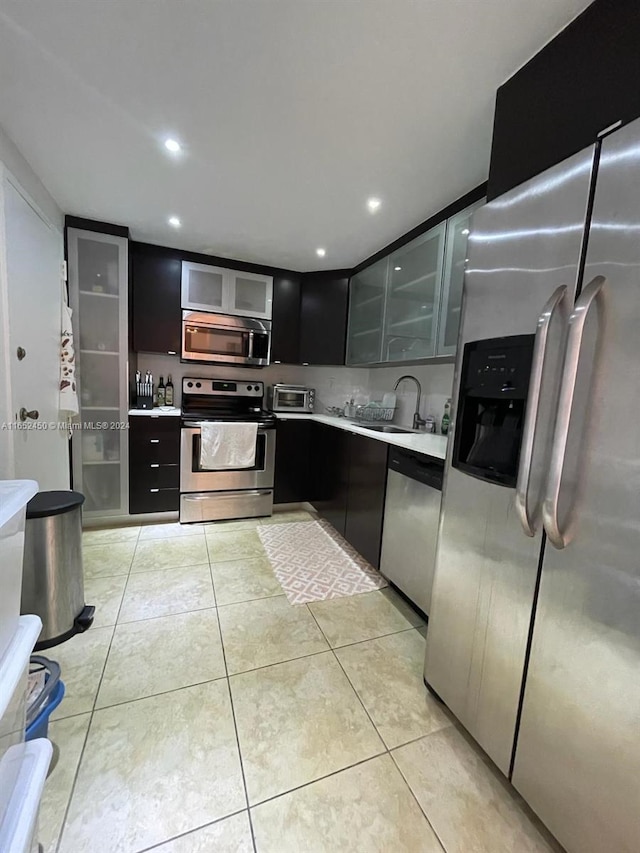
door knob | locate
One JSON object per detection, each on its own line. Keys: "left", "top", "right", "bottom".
{"left": 19, "top": 408, "right": 39, "bottom": 421}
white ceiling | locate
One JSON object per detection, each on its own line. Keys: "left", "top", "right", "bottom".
{"left": 0, "top": 0, "right": 591, "bottom": 271}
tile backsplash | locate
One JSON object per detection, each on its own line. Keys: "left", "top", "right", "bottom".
{"left": 368, "top": 362, "right": 455, "bottom": 430}
{"left": 134, "top": 355, "right": 454, "bottom": 430}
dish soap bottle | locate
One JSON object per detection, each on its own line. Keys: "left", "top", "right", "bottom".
{"left": 441, "top": 398, "right": 451, "bottom": 435}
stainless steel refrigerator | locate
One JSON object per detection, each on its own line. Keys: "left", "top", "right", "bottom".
{"left": 424, "top": 116, "right": 640, "bottom": 853}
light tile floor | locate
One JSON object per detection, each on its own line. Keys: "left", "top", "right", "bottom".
{"left": 40, "top": 512, "right": 560, "bottom": 853}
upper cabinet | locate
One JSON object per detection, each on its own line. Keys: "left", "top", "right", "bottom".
{"left": 299, "top": 273, "right": 349, "bottom": 365}
{"left": 271, "top": 272, "right": 348, "bottom": 366}
{"left": 181, "top": 261, "right": 273, "bottom": 319}
{"left": 437, "top": 205, "right": 477, "bottom": 356}
{"left": 228, "top": 269, "right": 273, "bottom": 318}
{"left": 346, "top": 199, "right": 483, "bottom": 364}
{"left": 271, "top": 274, "right": 301, "bottom": 364}
{"left": 131, "top": 244, "right": 181, "bottom": 355}
{"left": 347, "top": 259, "right": 386, "bottom": 365}
{"left": 384, "top": 224, "right": 445, "bottom": 362}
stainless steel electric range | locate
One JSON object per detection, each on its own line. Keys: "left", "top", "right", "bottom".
{"left": 179, "top": 377, "right": 276, "bottom": 523}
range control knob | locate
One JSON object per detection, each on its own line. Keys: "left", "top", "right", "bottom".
{"left": 187, "top": 381, "right": 193, "bottom": 388}
{"left": 246, "top": 385, "right": 252, "bottom": 391}
{"left": 195, "top": 382, "right": 202, "bottom": 389}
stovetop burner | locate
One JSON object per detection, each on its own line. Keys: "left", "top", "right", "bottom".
{"left": 181, "top": 376, "right": 276, "bottom": 426}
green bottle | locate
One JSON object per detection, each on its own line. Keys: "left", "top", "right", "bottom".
{"left": 441, "top": 398, "right": 451, "bottom": 435}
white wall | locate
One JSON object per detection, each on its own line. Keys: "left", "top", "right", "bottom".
{"left": 0, "top": 127, "right": 62, "bottom": 231}
{"left": 135, "top": 354, "right": 454, "bottom": 429}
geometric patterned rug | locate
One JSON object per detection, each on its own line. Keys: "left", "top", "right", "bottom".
{"left": 257, "top": 518, "right": 387, "bottom": 605}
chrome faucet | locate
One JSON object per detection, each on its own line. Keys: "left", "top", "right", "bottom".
{"left": 394, "top": 375, "right": 426, "bottom": 430}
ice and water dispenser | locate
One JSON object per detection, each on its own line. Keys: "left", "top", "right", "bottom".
{"left": 452, "top": 335, "right": 534, "bottom": 487}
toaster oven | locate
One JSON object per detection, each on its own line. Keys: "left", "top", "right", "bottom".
{"left": 268, "top": 384, "right": 315, "bottom": 413}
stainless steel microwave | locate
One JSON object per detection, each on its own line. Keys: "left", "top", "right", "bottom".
{"left": 182, "top": 311, "right": 271, "bottom": 367}
{"left": 268, "top": 384, "right": 315, "bottom": 413}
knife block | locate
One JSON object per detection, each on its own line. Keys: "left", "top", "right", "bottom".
{"left": 135, "top": 394, "right": 153, "bottom": 410}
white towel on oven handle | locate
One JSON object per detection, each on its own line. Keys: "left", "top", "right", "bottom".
{"left": 199, "top": 422, "right": 258, "bottom": 470}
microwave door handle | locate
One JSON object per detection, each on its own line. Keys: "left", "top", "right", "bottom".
{"left": 247, "top": 330, "right": 255, "bottom": 359}
{"left": 542, "top": 275, "right": 605, "bottom": 550}
{"left": 515, "top": 285, "right": 567, "bottom": 537}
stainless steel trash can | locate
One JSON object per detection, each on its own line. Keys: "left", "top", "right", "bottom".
{"left": 21, "top": 491, "right": 94, "bottom": 649}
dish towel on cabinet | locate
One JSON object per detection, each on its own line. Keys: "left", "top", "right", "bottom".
{"left": 199, "top": 422, "right": 258, "bottom": 469}
{"left": 58, "top": 281, "right": 79, "bottom": 429}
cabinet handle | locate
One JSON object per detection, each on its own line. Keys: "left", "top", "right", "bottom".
{"left": 150, "top": 463, "right": 160, "bottom": 468}
{"left": 150, "top": 439, "right": 160, "bottom": 444}
{"left": 150, "top": 488, "right": 160, "bottom": 493}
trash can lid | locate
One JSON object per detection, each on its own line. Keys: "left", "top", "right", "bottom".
{"left": 26, "top": 490, "right": 85, "bottom": 519}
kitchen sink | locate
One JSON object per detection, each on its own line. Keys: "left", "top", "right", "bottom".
{"left": 357, "top": 424, "right": 416, "bottom": 433}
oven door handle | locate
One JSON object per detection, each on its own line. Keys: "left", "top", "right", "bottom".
{"left": 182, "top": 421, "right": 271, "bottom": 431}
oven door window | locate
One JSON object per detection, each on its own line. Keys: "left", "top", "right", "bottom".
{"left": 185, "top": 324, "right": 250, "bottom": 358}
{"left": 277, "top": 391, "right": 306, "bottom": 409}
{"left": 192, "top": 431, "right": 266, "bottom": 472}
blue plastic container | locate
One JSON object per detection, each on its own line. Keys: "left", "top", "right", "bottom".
{"left": 26, "top": 655, "right": 65, "bottom": 741}
{"left": 26, "top": 679, "right": 65, "bottom": 740}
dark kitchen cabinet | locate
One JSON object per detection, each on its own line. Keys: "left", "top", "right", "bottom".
{"left": 309, "top": 424, "right": 388, "bottom": 566}
{"left": 274, "top": 419, "right": 311, "bottom": 504}
{"left": 129, "top": 415, "right": 180, "bottom": 513}
{"left": 131, "top": 243, "right": 182, "bottom": 355}
{"left": 488, "top": 0, "right": 640, "bottom": 200}
{"left": 310, "top": 423, "right": 350, "bottom": 536}
{"left": 271, "top": 274, "right": 302, "bottom": 364}
{"left": 299, "top": 273, "right": 349, "bottom": 365}
{"left": 343, "top": 433, "right": 388, "bottom": 569}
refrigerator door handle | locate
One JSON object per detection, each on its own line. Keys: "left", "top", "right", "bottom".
{"left": 542, "top": 275, "right": 606, "bottom": 549}
{"left": 515, "top": 285, "right": 567, "bottom": 537}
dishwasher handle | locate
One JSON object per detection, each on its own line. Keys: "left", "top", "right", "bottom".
{"left": 388, "top": 448, "right": 444, "bottom": 490}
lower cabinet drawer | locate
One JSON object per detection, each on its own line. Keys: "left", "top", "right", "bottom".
{"left": 130, "top": 463, "right": 179, "bottom": 490}
{"left": 129, "top": 486, "right": 179, "bottom": 514}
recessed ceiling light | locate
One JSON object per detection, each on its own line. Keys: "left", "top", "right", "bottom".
{"left": 168, "top": 216, "right": 181, "bottom": 228}
{"left": 394, "top": 266, "right": 402, "bottom": 271}
{"left": 461, "top": 228, "right": 470, "bottom": 235}
{"left": 367, "top": 197, "right": 382, "bottom": 213}
{"left": 164, "top": 138, "right": 181, "bottom": 153}
{"left": 316, "top": 248, "right": 326, "bottom": 257}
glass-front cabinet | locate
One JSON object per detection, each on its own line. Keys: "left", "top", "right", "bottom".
{"left": 384, "top": 224, "right": 445, "bottom": 362}
{"left": 346, "top": 199, "right": 483, "bottom": 364}
{"left": 346, "top": 258, "right": 387, "bottom": 364}
{"left": 181, "top": 261, "right": 273, "bottom": 320}
{"left": 438, "top": 204, "right": 479, "bottom": 355}
{"left": 68, "top": 228, "right": 129, "bottom": 518}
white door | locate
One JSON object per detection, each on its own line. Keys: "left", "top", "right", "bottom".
{"left": 2, "top": 174, "right": 69, "bottom": 489}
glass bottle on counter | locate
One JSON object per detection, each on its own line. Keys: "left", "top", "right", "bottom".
{"left": 441, "top": 398, "right": 451, "bottom": 435}
{"left": 157, "top": 376, "right": 166, "bottom": 407}
{"left": 165, "top": 374, "right": 174, "bottom": 407}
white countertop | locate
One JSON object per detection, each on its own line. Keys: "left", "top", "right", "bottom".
{"left": 127, "top": 408, "right": 448, "bottom": 458}
{"left": 128, "top": 407, "right": 181, "bottom": 417}
{"left": 274, "top": 413, "right": 448, "bottom": 460}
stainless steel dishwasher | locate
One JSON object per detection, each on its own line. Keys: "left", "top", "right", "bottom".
{"left": 379, "top": 448, "right": 444, "bottom": 616}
